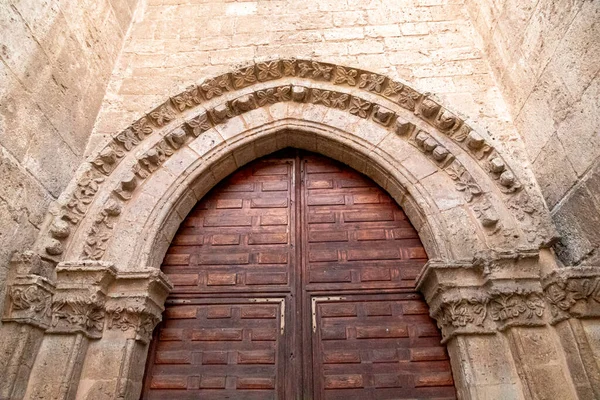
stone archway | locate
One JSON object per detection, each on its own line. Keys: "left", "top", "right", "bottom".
{"left": 1, "top": 59, "right": 597, "bottom": 400}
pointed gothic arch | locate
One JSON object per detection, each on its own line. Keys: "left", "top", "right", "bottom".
{"left": 1, "top": 59, "right": 593, "bottom": 400}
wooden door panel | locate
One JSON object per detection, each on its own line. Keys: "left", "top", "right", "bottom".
{"left": 144, "top": 150, "right": 456, "bottom": 399}
{"left": 312, "top": 294, "right": 456, "bottom": 400}
{"left": 302, "top": 155, "right": 427, "bottom": 291}
{"left": 162, "top": 157, "right": 295, "bottom": 294}
{"left": 143, "top": 298, "right": 287, "bottom": 400}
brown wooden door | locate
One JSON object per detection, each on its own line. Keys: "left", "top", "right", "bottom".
{"left": 142, "top": 150, "right": 456, "bottom": 400}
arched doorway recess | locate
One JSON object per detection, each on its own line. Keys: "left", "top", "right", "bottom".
{"left": 141, "top": 149, "right": 456, "bottom": 399}
{"left": 0, "top": 59, "right": 594, "bottom": 400}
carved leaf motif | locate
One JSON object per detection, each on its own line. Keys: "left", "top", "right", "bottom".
{"left": 333, "top": 66, "right": 358, "bottom": 86}
{"left": 298, "top": 61, "right": 333, "bottom": 80}
{"left": 257, "top": 61, "right": 282, "bottom": 81}
{"left": 490, "top": 295, "right": 526, "bottom": 321}
{"left": 440, "top": 298, "right": 486, "bottom": 329}
{"left": 310, "top": 89, "right": 331, "bottom": 106}
{"left": 256, "top": 88, "right": 279, "bottom": 106}
{"left": 233, "top": 66, "right": 257, "bottom": 88}
{"left": 131, "top": 117, "right": 153, "bottom": 138}
{"left": 330, "top": 93, "right": 349, "bottom": 110}
{"left": 51, "top": 297, "right": 105, "bottom": 334}
{"left": 201, "top": 76, "right": 233, "bottom": 99}
{"left": 116, "top": 128, "right": 140, "bottom": 151}
{"left": 172, "top": 88, "right": 201, "bottom": 111}
{"left": 10, "top": 286, "right": 51, "bottom": 315}
{"left": 397, "top": 88, "right": 420, "bottom": 111}
{"left": 545, "top": 283, "right": 575, "bottom": 316}
{"left": 348, "top": 97, "right": 371, "bottom": 118}
{"left": 282, "top": 59, "right": 296, "bottom": 76}
{"left": 358, "top": 73, "right": 385, "bottom": 93}
{"left": 187, "top": 113, "right": 212, "bottom": 136}
{"left": 446, "top": 163, "right": 481, "bottom": 202}
{"left": 275, "top": 86, "right": 291, "bottom": 102}
{"left": 383, "top": 80, "right": 403, "bottom": 97}
{"left": 149, "top": 105, "right": 176, "bottom": 126}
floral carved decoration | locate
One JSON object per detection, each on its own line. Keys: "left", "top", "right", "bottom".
{"left": 42, "top": 58, "right": 537, "bottom": 262}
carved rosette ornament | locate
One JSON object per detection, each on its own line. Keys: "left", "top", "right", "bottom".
{"left": 106, "top": 306, "right": 162, "bottom": 344}
{"left": 39, "top": 58, "right": 549, "bottom": 263}
{"left": 420, "top": 253, "right": 553, "bottom": 342}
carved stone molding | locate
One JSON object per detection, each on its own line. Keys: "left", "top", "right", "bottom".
{"left": 38, "top": 58, "right": 549, "bottom": 262}
{"left": 542, "top": 267, "right": 600, "bottom": 324}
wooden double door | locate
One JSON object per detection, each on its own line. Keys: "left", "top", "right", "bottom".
{"left": 142, "top": 150, "right": 456, "bottom": 399}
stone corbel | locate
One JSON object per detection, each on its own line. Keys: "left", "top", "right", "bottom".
{"left": 47, "top": 261, "right": 117, "bottom": 339}
{"left": 542, "top": 266, "right": 600, "bottom": 324}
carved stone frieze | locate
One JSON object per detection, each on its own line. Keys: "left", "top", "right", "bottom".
{"left": 42, "top": 58, "right": 537, "bottom": 260}
{"left": 82, "top": 200, "right": 122, "bottom": 260}
{"left": 433, "top": 290, "right": 547, "bottom": 341}
{"left": 418, "top": 252, "right": 557, "bottom": 341}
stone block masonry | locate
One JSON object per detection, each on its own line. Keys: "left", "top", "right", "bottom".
{"left": 0, "top": 0, "right": 139, "bottom": 328}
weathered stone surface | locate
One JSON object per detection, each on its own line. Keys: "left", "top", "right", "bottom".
{"left": 466, "top": 0, "right": 600, "bottom": 267}
{"left": 0, "top": 0, "right": 598, "bottom": 398}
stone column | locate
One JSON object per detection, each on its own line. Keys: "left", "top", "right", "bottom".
{"left": 23, "top": 262, "right": 116, "bottom": 400}
{"left": 75, "top": 269, "right": 171, "bottom": 400}
{"left": 0, "top": 252, "right": 55, "bottom": 399}
{"left": 417, "top": 251, "right": 579, "bottom": 400}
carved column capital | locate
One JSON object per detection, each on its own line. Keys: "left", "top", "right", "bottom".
{"left": 104, "top": 268, "right": 172, "bottom": 343}
{"left": 105, "top": 305, "right": 161, "bottom": 344}
{"left": 3, "top": 275, "right": 55, "bottom": 329}
{"left": 418, "top": 250, "right": 548, "bottom": 342}
{"left": 48, "top": 261, "right": 117, "bottom": 338}
{"left": 542, "top": 266, "right": 600, "bottom": 324}
{"left": 2, "top": 251, "right": 55, "bottom": 329}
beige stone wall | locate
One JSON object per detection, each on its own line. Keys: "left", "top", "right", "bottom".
{"left": 0, "top": 0, "right": 138, "bottom": 318}
{"left": 92, "top": 0, "right": 527, "bottom": 157}
{"left": 465, "top": 0, "right": 600, "bottom": 265}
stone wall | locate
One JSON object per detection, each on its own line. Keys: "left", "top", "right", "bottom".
{"left": 465, "top": 0, "right": 600, "bottom": 266}
{"left": 91, "top": 0, "right": 529, "bottom": 165}
{"left": 0, "top": 0, "right": 139, "bottom": 321}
